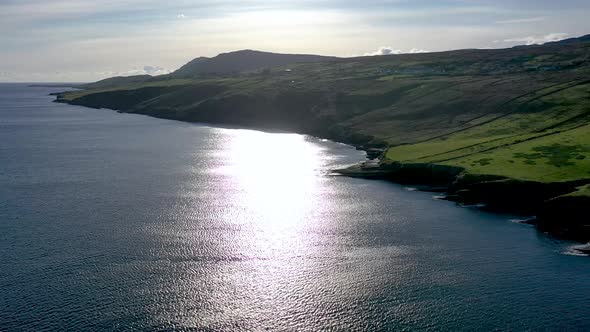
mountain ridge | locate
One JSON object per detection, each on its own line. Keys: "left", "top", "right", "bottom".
{"left": 169, "top": 49, "right": 338, "bottom": 78}
{"left": 81, "top": 33, "right": 590, "bottom": 89}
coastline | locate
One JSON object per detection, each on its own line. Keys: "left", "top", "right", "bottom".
{"left": 335, "top": 160, "right": 590, "bottom": 243}
{"left": 53, "top": 92, "right": 590, "bottom": 248}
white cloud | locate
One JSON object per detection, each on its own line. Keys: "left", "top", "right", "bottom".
{"left": 115, "top": 65, "right": 171, "bottom": 76}
{"left": 503, "top": 33, "right": 568, "bottom": 45}
{"left": 0, "top": 71, "right": 14, "bottom": 81}
{"left": 0, "top": 0, "right": 160, "bottom": 23}
{"left": 177, "top": 13, "right": 186, "bottom": 19}
{"left": 496, "top": 17, "right": 545, "bottom": 24}
{"left": 407, "top": 48, "right": 428, "bottom": 54}
{"left": 142, "top": 65, "right": 170, "bottom": 75}
{"left": 364, "top": 46, "right": 428, "bottom": 56}
{"left": 364, "top": 46, "right": 401, "bottom": 56}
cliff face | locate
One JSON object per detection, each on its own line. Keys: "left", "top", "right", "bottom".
{"left": 536, "top": 195, "right": 590, "bottom": 240}
{"left": 58, "top": 85, "right": 379, "bottom": 148}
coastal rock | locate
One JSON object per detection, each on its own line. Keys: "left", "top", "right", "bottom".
{"left": 537, "top": 195, "right": 590, "bottom": 241}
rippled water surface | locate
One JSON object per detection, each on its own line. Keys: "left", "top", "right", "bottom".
{"left": 1, "top": 84, "right": 590, "bottom": 331}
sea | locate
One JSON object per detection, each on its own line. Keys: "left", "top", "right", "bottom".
{"left": 1, "top": 83, "right": 590, "bottom": 331}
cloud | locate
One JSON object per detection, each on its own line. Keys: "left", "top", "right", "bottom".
{"left": 0, "top": 0, "right": 157, "bottom": 23}
{"left": 496, "top": 17, "right": 545, "bottom": 24}
{"left": 364, "top": 46, "right": 428, "bottom": 56}
{"left": 503, "top": 33, "right": 568, "bottom": 45}
{"left": 364, "top": 46, "right": 401, "bottom": 56}
{"left": 143, "top": 65, "right": 170, "bottom": 75}
{"left": 2, "top": 0, "right": 589, "bottom": 82}
{"left": 0, "top": 71, "right": 14, "bottom": 80}
{"left": 110, "top": 66, "right": 171, "bottom": 77}
{"left": 407, "top": 48, "right": 428, "bottom": 54}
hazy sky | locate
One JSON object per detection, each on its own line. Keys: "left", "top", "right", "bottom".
{"left": 1, "top": 0, "right": 590, "bottom": 82}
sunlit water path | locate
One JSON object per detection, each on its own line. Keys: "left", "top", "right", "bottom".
{"left": 1, "top": 84, "right": 590, "bottom": 330}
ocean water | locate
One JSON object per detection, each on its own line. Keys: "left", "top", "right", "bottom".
{"left": 1, "top": 84, "right": 590, "bottom": 331}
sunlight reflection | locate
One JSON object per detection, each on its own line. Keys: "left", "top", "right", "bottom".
{"left": 214, "top": 129, "right": 325, "bottom": 252}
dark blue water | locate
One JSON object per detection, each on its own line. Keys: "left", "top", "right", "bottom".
{"left": 1, "top": 84, "right": 590, "bottom": 331}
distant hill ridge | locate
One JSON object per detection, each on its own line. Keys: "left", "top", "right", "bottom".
{"left": 82, "top": 34, "right": 590, "bottom": 89}
{"left": 81, "top": 75, "right": 152, "bottom": 89}
{"left": 170, "top": 50, "right": 338, "bottom": 77}
{"left": 554, "top": 34, "right": 590, "bottom": 44}
{"left": 81, "top": 50, "right": 336, "bottom": 89}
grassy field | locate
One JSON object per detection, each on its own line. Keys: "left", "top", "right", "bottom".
{"left": 384, "top": 81, "right": 590, "bottom": 183}
{"left": 566, "top": 184, "right": 590, "bottom": 197}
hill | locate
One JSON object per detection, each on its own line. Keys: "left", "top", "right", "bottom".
{"left": 79, "top": 75, "right": 152, "bottom": 89}
{"left": 54, "top": 34, "right": 590, "bottom": 240}
{"left": 76, "top": 50, "right": 337, "bottom": 89}
{"left": 169, "top": 50, "right": 338, "bottom": 77}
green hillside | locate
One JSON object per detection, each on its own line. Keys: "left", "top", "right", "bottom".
{"left": 56, "top": 35, "right": 590, "bottom": 198}
{"left": 384, "top": 81, "right": 590, "bottom": 182}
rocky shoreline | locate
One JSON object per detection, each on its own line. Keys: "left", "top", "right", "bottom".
{"left": 335, "top": 160, "right": 590, "bottom": 245}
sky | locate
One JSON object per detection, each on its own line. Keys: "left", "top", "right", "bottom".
{"left": 1, "top": 0, "right": 590, "bottom": 82}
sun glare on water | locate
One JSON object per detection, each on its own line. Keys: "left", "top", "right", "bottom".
{"left": 213, "top": 129, "right": 329, "bottom": 254}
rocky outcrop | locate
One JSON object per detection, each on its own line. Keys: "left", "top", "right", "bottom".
{"left": 536, "top": 194, "right": 590, "bottom": 241}
{"left": 335, "top": 161, "right": 590, "bottom": 242}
